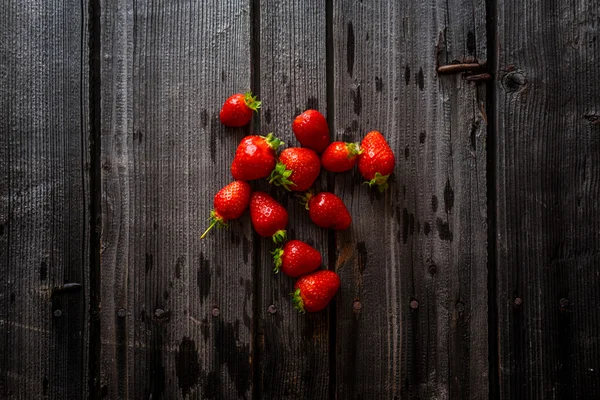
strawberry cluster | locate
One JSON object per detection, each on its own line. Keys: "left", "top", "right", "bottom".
{"left": 203, "top": 92, "right": 396, "bottom": 313}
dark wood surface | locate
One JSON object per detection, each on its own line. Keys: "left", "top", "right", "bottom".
{"left": 0, "top": 0, "right": 90, "bottom": 398}
{"left": 0, "top": 0, "right": 599, "bottom": 399}
{"left": 332, "top": 0, "right": 488, "bottom": 398}
{"left": 494, "top": 0, "right": 600, "bottom": 398}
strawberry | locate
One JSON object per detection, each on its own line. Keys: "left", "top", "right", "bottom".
{"left": 358, "top": 131, "right": 396, "bottom": 192}
{"left": 219, "top": 92, "right": 261, "bottom": 127}
{"left": 291, "top": 270, "right": 340, "bottom": 313}
{"left": 231, "top": 133, "right": 283, "bottom": 181}
{"left": 271, "top": 240, "right": 322, "bottom": 276}
{"left": 292, "top": 109, "right": 330, "bottom": 153}
{"left": 250, "top": 192, "right": 288, "bottom": 243}
{"left": 268, "top": 148, "right": 321, "bottom": 192}
{"left": 301, "top": 191, "right": 351, "bottom": 230}
{"left": 321, "top": 141, "right": 362, "bottom": 172}
{"left": 201, "top": 181, "right": 251, "bottom": 239}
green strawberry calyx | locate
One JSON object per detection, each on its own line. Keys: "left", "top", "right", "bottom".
{"left": 260, "top": 132, "right": 284, "bottom": 152}
{"left": 345, "top": 142, "right": 363, "bottom": 158}
{"left": 291, "top": 288, "right": 306, "bottom": 313}
{"left": 243, "top": 91, "right": 262, "bottom": 112}
{"left": 271, "top": 247, "right": 284, "bottom": 273}
{"left": 268, "top": 162, "right": 295, "bottom": 191}
{"left": 272, "top": 229, "right": 287, "bottom": 245}
{"left": 365, "top": 172, "right": 390, "bottom": 193}
{"left": 298, "top": 190, "right": 315, "bottom": 210}
{"left": 200, "top": 210, "right": 228, "bottom": 239}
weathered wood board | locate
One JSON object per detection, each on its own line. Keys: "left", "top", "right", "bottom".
{"left": 495, "top": 0, "right": 600, "bottom": 398}
{"left": 332, "top": 0, "right": 488, "bottom": 398}
{"left": 0, "top": 0, "right": 90, "bottom": 398}
{"left": 254, "top": 0, "right": 330, "bottom": 398}
{"left": 99, "top": 1, "right": 253, "bottom": 398}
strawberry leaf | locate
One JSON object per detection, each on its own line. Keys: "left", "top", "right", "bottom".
{"left": 268, "top": 162, "right": 295, "bottom": 191}
{"left": 346, "top": 142, "right": 363, "bottom": 157}
{"left": 365, "top": 172, "right": 390, "bottom": 192}
{"left": 271, "top": 247, "right": 284, "bottom": 273}
{"left": 272, "top": 229, "right": 287, "bottom": 245}
{"left": 297, "top": 190, "right": 315, "bottom": 210}
{"left": 260, "top": 133, "right": 284, "bottom": 152}
{"left": 243, "top": 91, "right": 262, "bottom": 111}
{"left": 290, "top": 288, "right": 305, "bottom": 313}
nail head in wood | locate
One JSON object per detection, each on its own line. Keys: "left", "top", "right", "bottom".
{"left": 211, "top": 307, "right": 220, "bottom": 317}
{"left": 410, "top": 300, "right": 419, "bottom": 309}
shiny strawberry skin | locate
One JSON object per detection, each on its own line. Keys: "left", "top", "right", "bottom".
{"left": 219, "top": 92, "right": 261, "bottom": 127}
{"left": 321, "top": 142, "right": 361, "bottom": 172}
{"left": 307, "top": 192, "right": 351, "bottom": 230}
{"left": 292, "top": 270, "right": 340, "bottom": 312}
{"left": 214, "top": 181, "right": 251, "bottom": 221}
{"left": 279, "top": 240, "right": 322, "bottom": 277}
{"left": 292, "top": 109, "right": 330, "bottom": 153}
{"left": 358, "top": 131, "right": 395, "bottom": 180}
{"left": 231, "top": 134, "right": 282, "bottom": 181}
{"left": 249, "top": 192, "right": 288, "bottom": 238}
{"left": 271, "top": 148, "right": 321, "bottom": 192}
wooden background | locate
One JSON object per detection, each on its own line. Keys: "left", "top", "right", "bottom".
{"left": 0, "top": 0, "right": 598, "bottom": 399}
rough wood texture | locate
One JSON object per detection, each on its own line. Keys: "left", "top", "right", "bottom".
{"left": 254, "top": 1, "right": 330, "bottom": 398}
{"left": 332, "top": 0, "right": 488, "bottom": 398}
{"left": 0, "top": 0, "right": 90, "bottom": 398}
{"left": 495, "top": 0, "right": 600, "bottom": 398}
{"left": 100, "top": 1, "right": 253, "bottom": 398}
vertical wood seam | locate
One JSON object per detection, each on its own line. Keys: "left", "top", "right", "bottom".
{"left": 250, "top": 0, "right": 261, "bottom": 398}
{"left": 325, "top": 1, "right": 337, "bottom": 399}
{"left": 485, "top": 0, "right": 499, "bottom": 398}
{"left": 88, "top": 0, "right": 102, "bottom": 397}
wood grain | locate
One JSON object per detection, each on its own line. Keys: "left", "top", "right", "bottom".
{"left": 332, "top": 0, "right": 488, "bottom": 398}
{"left": 253, "top": 1, "right": 330, "bottom": 398}
{"left": 100, "top": 1, "right": 253, "bottom": 398}
{"left": 0, "top": 0, "right": 90, "bottom": 398}
{"left": 495, "top": 0, "right": 600, "bottom": 398}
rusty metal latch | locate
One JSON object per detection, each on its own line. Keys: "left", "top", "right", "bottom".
{"left": 437, "top": 63, "right": 491, "bottom": 81}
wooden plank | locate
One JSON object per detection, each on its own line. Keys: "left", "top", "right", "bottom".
{"left": 253, "top": 1, "right": 330, "bottom": 398}
{"left": 332, "top": 0, "right": 488, "bottom": 398}
{"left": 100, "top": 1, "right": 253, "bottom": 398}
{"left": 495, "top": 0, "right": 600, "bottom": 398}
{"left": 0, "top": 0, "right": 90, "bottom": 398}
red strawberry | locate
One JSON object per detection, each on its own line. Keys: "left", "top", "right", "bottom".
{"left": 321, "top": 142, "right": 362, "bottom": 172}
{"left": 231, "top": 133, "right": 283, "bottom": 181}
{"left": 250, "top": 192, "right": 288, "bottom": 243}
{"left": 271, "top": 240, "right": 322, "bottom": 276}
{"left": 292, "top": 109, "right": 330, "bottom": 153}
{"left": 302, "top": 191, "right": 351, "bottom": 230}
{"left": 268, "top": 148, "right": 321, "bottom": 192}
{"left": 219, "top": 92, "right": 261, "bottom": 127}
{"left": 291, "top": 270, "right": 340, "bottom": 313}
{"left": 358, "top": 131, "right": 396, "bottom": 192}
{"left": 201, "top": 181, "right": 251, "bottom": 239}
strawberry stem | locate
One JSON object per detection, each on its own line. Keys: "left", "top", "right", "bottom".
{"left": 290, "top": 288, "right": 305, "bottom": 313}
{"left": 260, "top": 133, "right": 284, "bottom": 152}
{"left": 200, "top": 210, "right": 227, "bottom": 239}
{"left": 298, "top": 190, "right": 315, "bottom": 210}
{"left": 243, "top": 91, "right": 262, "bottom": 112}
{"left": 271, "top": 247, "right": 284, "bottom": 273}
{"left": 268, "top": 162, "right": 294, "bottom": 191}
{"left": 272, "top": 229, "right": 287, "bottom": 245}
{"left": 346, "top": 142, "right": 363, "bottom": 157}
{"left": 365, "top": 172, "right": 390, "bottom": 192}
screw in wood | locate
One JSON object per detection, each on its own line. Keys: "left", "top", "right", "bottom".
{"left": 211, "top": 307, "right": 220, "bottom": 317}
{"left": 559, "top": 298, "right": 569, "bottom": 309}
{"left": 410, "top": 300, "right": 419, "bottom": 310}
{"left": 514, "top": 297, "right": 523, "bottom": 307}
